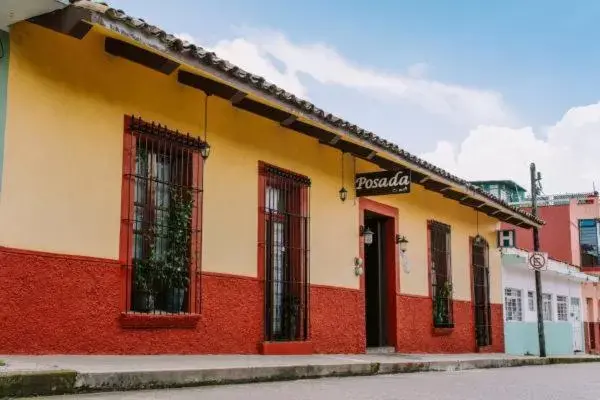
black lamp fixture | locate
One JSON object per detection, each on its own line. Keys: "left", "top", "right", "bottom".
{"left": 200, "top": 143, "right": 211, "bottom": 160}
{"left": 201, "top": 92, "right": 211, "bottom": 161}
{"left": 339, "top": 152, "right": 348, "bottom": 202}
{"left": 474, "top": 211, "right": 484, "bottom": 245}
{"left": 360, "top": 225, "right": 374, "bottom": 245}
{"left": 396, "top": 235, "right": 409, "bottom": 252}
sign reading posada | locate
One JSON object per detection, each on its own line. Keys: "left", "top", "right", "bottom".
{"left": 355, "top": 169, "right": 411, "bottom": 197}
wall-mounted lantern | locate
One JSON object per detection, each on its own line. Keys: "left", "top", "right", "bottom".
{"left": 396, "top": 235, "right": 409, "bottom": 253}
{"left": 360, "top": 225, "right": 374, "bottom": 245}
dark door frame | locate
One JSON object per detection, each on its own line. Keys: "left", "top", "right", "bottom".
{"left": 359, "top": 198, "right": 399, "bottom": 350}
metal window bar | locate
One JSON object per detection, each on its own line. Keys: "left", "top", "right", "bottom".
{"left": 429, "top": 220, "right": 453, "bottom": 328}
{"left": 473, "top": 240, "right": 492, "bottom": 347}
{"left": 124, "top": 117, "right": 203, "bottom": 315}
{"left": 260, "top": 164, "right": 310, "bottom": 342}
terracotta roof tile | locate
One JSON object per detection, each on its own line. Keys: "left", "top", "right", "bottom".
{"left": 69, "top": 0, "right": 543, "bottom": 226}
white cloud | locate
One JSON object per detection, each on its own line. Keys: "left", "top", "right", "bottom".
{"left": 421, "top": 103, "right": 600, "bottom": 194}
{"left": 407, "top": 62, "right": 430, "bottom": 79}
{"left": 208, "top": 38, "right": 309, "bottom": 98}
{"left": 201, "top": 31, "right": 514, "bottom": 127}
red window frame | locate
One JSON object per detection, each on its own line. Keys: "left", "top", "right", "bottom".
{"left": 257, "top": 161, "right": 310, "bottom": 342}
{"left": 119, "top": 115, "right": 203, "bottom": 314}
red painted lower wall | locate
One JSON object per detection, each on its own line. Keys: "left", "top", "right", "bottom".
{"left": 310, "top": 285, "right": 365, "bottom": 354}
{"left": 0, "top": 247, "right": 363, "bottom": 355}
{"left": 0, "top": 247, "right": 263, "bottom": 354}
{"left": 0, "top": 246, "right": 504, "bottom": 355}
{"left": 396, "top": 295, "right": 504, "bottom": 353}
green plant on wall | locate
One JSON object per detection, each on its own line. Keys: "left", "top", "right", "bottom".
{"left": 164, "top": 188, "right": 193, "bottom": 291}
{"left": 433, "top": 281, "right": 453, "bottom": 326}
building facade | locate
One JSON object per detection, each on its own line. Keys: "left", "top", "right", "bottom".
{"left": 501, "top": 248, "right": 596, "bottom": 355}
{"left": 0, "top": 2, "right": 542, "bottom": 355}
{"left": 476, "top": 180, "right": 600, "bottom": 354}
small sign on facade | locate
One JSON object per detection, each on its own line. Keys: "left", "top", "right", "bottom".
{"left": 355, "top": 170, "right": 411, "bottom": 197}
{"left": 528, "top": 251, "right": 548, "bottom": 271}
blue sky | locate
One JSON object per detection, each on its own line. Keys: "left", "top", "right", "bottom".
{"left": 107, "top": 0, "right": 600, "bottom": 193}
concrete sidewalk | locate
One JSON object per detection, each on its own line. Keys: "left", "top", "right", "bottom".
{"left": 2, "top": 353, "right": 600, "bottom": 398}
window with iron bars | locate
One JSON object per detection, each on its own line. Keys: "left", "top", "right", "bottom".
{"left": 259, "top": 163, "right": 310, "bottom": 342}
{"left": 429, "top": 220, "right": 453, "bottom": 328}
{"left": 472, "top": 238, "right": 492, "bottom": 347}
{"left": 121, "top": 116, "right": 204, "bottom": 315}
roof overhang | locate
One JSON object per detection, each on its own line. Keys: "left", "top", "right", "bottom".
{"left": 26, "top": 3, "right": 543, "bottom": 229}
{"left": 1, "top": 0, "right": 69, "bottom": 31}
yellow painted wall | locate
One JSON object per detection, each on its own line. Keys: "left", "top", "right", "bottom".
{"left": 0, "top": 22, "right": 360, "bottom": 288}
{"left": 0, "top": 22, "right": 503, "bottom": 298}
{"left": 356, "top": 161, "right": 503, "bottom": 303}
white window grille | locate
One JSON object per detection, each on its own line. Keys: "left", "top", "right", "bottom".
{"left": 528, "top": 291, "right": 535, "bottom": 311}
{"left": 557, "top": 296, "right": 568, "bottom": 321}
{"left": 543, "top": 293, "right": 553, "bottom": 321}
{"left": 504, "top": 288, "right": 522, "bottom": 321}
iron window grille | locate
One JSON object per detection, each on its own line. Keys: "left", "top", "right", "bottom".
{"left": 122, "top": 116, "right": 204, "bottom": 315}
{"left": 472, "top": 239, "right": 492, "bottom": 347}
{"left": 259, "top": 163, "right": 310, "bottom": 342}
{"left": 429, "top": 220, "right": 453, "bottom": 328}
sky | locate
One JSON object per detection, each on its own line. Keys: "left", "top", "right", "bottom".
{"left": 108, "top": 0, "right": 600, "bottom": 194}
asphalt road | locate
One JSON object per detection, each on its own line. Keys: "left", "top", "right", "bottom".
{"left": 32, "top": 363, "right": 600, "bottom": 399}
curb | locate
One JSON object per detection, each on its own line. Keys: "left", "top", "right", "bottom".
{"left": 0, "top": 370, "right": 77, "bottom": 398}
{"left": 2, "top": 357, "right": 600, "bottom": 398}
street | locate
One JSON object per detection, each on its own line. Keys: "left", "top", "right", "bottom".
{"left": 31, "top": 363, "right": 600, "bottom": 399}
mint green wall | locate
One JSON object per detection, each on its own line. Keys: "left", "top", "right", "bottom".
{"left": 0, "top": 30, "right": 8, "bottom": 188}
{"left": 505, "top": 322, "right": 576, "bottom": 356}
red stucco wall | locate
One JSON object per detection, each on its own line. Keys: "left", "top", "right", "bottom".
{"left": 310, "top": 285, "right": 365, "bottom": 353}
{"left": 395, "top": 295, "right": 504, "bottom": 353}
{"left": 502, "top": 204, "right": 573, "bottom": 264}
{"left": 0, "top": 247, "right": 265, "bottom": 354}
{"left": 0, "top": 246, "right": 364, "bottom": 355}
{"left": 1, "top": 246, "right": 501, "bottom": 355}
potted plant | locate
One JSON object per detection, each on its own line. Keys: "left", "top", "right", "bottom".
{"left": 433, "top": 281, "right": 453, "bottom": 327}
{"left": 283, "top": 294, "right": 301, "bottom": 340}
{"left": 132, "top": 248, "right": 161, "bottom": 312}
{"left": 163, "top": 189, "right": 193, "bottom": 313}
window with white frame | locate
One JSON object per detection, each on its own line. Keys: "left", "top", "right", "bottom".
{"left": 528, "top": 291, "right": 535, "bottom": 311}
{"left": 542, "top": 293, "right": 553, "bottom": 321}
{"left": 557, "top": 296, "right": 568, "bottom": 321}
{"left": 504, "top": 288, "right": 522, "bottom": 321}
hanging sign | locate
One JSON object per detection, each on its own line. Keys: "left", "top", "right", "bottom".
{"left": 355, "top": 169, "right": 411, "bottom": 197}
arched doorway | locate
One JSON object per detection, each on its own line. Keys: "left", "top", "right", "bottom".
{"left": 472, "top": 238, "right": 492, "bottom": 348}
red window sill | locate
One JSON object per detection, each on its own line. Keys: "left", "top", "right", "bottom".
{"left": 432, "top": 326, "right": 454, "bottom": 336}
{"left": 119, "top": 312, "right": 200, "bottom": 329}
{"left": 260, "top": 341, "right": 313, "bottom": 355}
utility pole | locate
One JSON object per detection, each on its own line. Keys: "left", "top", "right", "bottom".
{"left": 530, "top": 162, "right": 546, "bottom": 357}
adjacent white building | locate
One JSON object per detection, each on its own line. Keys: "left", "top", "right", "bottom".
{"left": 501, "top": 247, "right": 598, "bottom": 355}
